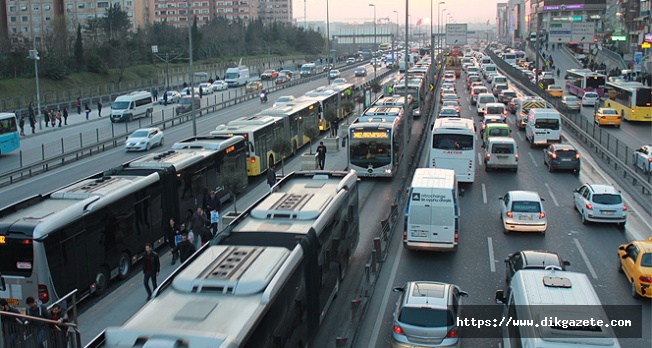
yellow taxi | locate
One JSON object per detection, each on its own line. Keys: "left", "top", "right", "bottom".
{"left": 594, "top": 107, "right": 622, "bottom": 127}
{"left": 245, "top": 80, "right": 263, "bottom": 93}
{"left": 618, "top": 237, "right": 652, "bottom": 298}
{"left": 546, "top": 85, "right": 563, "bottom": 97}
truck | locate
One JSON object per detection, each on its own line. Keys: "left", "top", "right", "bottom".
{"left": 514, "top": 96, "right": 547, "bottom": 129}
{"left": 446, "top": 46, "right": 463, "bottom": 77}
{"left": 224, "top": 58, "right": 250, "bottom": 87}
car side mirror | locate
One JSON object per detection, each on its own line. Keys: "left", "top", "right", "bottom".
{"left": 540, "top": 198, "right": 545, "bottom": 201}
{"left": 563, "top": 260, "right": 571, "bottom": 267}
{"left": 392, "top": 286, "right": 405, "bottom": 293}
{"left": 618, "top": 245, "right": 626, "bottom": 251}
{"left": 0, "top": 273, "right": 6, "bottom": 291}
{"left": 494, "top": 290, "right": 506, "bottom": 304}
{"left": 621, "top": 254, "right": 628, "bottom": 259}
{"left": 460, "top": 291, "right": 469, "bottom": 298}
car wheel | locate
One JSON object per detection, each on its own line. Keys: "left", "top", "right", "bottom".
{"left": 117, "top": 252, "right": 131, "bottom": 280}
{"left": 581, "top": 212, "right": 588, "bottom": 225}
{"left": 631, "top": 280, "right": 640, "bottom": 298}
{"left": 574, "top": 169, "right": 580, "bottom": 176}
{"left": 159, "top": 138, "right": 164, "bottom": 147}
{"left": 146, "top": 143, "right": 151, "bottom": 151}
{"left": 485, "top": 164, "right": 490, "bottom": 172}
{"left": 617, "top": 257, "right": 624, "bottom": 273}
{"left": 513, "top": 167, "right": 518, "bottom": 173}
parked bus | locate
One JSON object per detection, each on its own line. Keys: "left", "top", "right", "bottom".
{"left": 0, "top": 112, "right": 20, "bottom": 155}
{"left": 87, "top": 170, "right": 360, "bottom": 348}
{"left": 564, "top": 68, "right": 606, "bottom": 98}
{"left": 429, "top": 118, "right": 476, "bottom": 183}
{"left": 348, "top": 113, "right": 405, "bottom": 177}
{"left": 0, "top": 136, "right": 247, "bottom": 311}
{"left": 604, "top": 81, "right": 652, "bottom": 122}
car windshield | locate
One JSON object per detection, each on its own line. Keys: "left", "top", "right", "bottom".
{"left": 440, "top": 109, "right": 457, "bottom": 115}
{"left": 556, "top": 150, "right": 577, "bottom": 158}
{"left": 486, "top": 106, "right": 504, "bottom": 114}
{"left": 443, "top": 102, "right": 458, "bottom": 108}
{"left": 247, "top": 82, "right": 258, "bottom": 87}
{"left": 130, "top": 130, "right": 149, "bottom": 138}
{"left": 549, "top": 86, "right": 561, "bottom": 90}
{"left": 592, "top": 194, "right": 622, "bottom": 205}
{"left": 276, "top": 97, "right": 293, "bottom": 103}
{"left": 399, "top": 307, "right": 454, "bottom": 327}
{"left": 602, "top": 109, "right": 618, "bottom": 115}
{"left": 512, "top": 201, "right": 541, "bottom": 213}
{"left": 585, "top": 93, "right": 598, "bottom": 98}
{"left": 112, "top": 101, "right": 130, "bottom": 110}
{"left": 565, "top": 97, "right": 578, "bottom": 102}
{"left": 263, "top": 70, "right": 273, "bottom": 74}
{"left": 180, "top": 98, "right": 192, "bottom": 105}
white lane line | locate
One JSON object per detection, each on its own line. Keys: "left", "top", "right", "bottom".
{"left": 488, "top": 237, "right": 496, "bottom": 272}
{"left": 544, "top": 183, "right": 560, "bottom": 207}
{"left": 515, "top": 131, "right": 524, "bottom": 142}
{"left": 477, "top": 152, "right": 483, "bottom": 164}
{"left": 482, "top": 184, "right": 487, "bottom": 204}
{"left": 528, "top": 152, "right": 538, "bottom": 167}
{"left": 573, "top": 238, "right": 598, "bottom": 279}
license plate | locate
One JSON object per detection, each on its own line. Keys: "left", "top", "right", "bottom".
{"left": 518, "top": 215, "right": 533, "bottom": 221}
{"left": 561, "top": 158, "right": 571, "bottom": 161}
{"left": 497, "top": 155, "right": 507, "bottom": 159}
{"left": 608, "top": 122, "right": 614, "bottom": 124}
{"left": 601, "top": 211, "right": 615, "bottom": 215}
{"left": 411, "top": 231, "right": 428, "bottom": 237}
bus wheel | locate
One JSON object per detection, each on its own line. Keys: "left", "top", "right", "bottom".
{"left": 94, "top": 267, "right": 110, "bottom": 296}
{"left": 117, "top": 252, "right": 131, "bottom": 280}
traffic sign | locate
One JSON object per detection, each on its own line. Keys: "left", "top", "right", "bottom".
{"left": 445, "top": 24, "right": 468, "bottom": 45}
{"left": 548, "top": 22, "right": 572, "bottom": 43}
{"left": 570, "top": 22, "right": 595, "bottom": 43}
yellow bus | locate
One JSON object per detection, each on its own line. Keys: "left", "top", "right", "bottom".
{"left": 604, "top": 81, "right": 652, "bottom": 122}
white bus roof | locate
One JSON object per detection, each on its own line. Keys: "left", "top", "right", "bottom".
{"left": 210, "top": 116, "right": 282, "bottom": 135}
{"left": 257, "top": 99, "right": 318, "bottom": 117}
{"left": 411, "top": 168, "right": 455, "bottom": 188}
{"left": 0, "top": 112, "right": 16, "bottom": 119}
{"left": 432, "top": 118, "right": 475, "bottom": 133}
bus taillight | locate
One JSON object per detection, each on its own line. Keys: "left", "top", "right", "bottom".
{"left": 38, "top": 284, "right": 50, "bottom": 304}
{"left": 250, "top": 157, "right": 256, "bottom": 163}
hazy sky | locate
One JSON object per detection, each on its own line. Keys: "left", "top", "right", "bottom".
{"left": 293, "top": 0, "right": 500, "bottom": 26}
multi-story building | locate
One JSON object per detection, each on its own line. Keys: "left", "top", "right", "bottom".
{"left": 256, "top": 0, "right": 290, "bottom": 23}
{"left": 154, "top": 0, "right": 211, "bottom": 28}
{"left": 496, "top": 3, "right": 508, "bottom": 41}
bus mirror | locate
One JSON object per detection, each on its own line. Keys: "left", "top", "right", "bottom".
{"left": 495, "top": 290, "right": 505, "bottom": 304}
{"left": 0, "top": 274, "right": 5, "bottom": 291}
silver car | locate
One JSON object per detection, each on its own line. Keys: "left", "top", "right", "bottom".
{"left": 159, "top": 91, "right": 181, "bottom": 104}
{"left": 499, "top": 190, "right": 548, "bottom": 234}
{"left": 125, "top": 127, "right": 164, "bottom": 151}
{"left": 212, "top": 81, "right": 228, "bottom": 91}
{"left": 391, "top": 281, "right": 468, "bottom": 348}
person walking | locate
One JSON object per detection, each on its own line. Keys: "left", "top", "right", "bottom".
{"left": 163, "top": 90, "right": 168, "bottom": 106}
{"left": 50, "top": 109, "right": 56, "bottom": 127}
{"left": 56, "top": 110, "right": 62, "bottom": 127}
{"left": 170, "top": 232, "right": 196, "bottom": 264}
{"left": 28, "top": 102, "right": 35, "bottom": 120}
{"left": 205, "top": 191, "right": 222, "bottom": 234}
{"left": 189, "top": 208, "right": 209, "bottom": 248}
{"left": 29, "top": 114, "right": 36, "bottom": 134}
{"left": 267, "top": 165, "right": 276, "bottom": 193}
{"left": 25, "top": 296, "right": 51, "bottom": 348}
{"left": 152, "top": 88, "right": 158, "bottom": 101}
{"left": 142, "top": 243, "right": 160, "bottom": 301}
{"left": 44, "top": 109, "right": 50, "bottom": 127}
{"left": 76, "top": 97, "right": 81, "bottom": 114}
{"left": 84, "top": 103, "right": 91, "bottom": 120}
{"left": 166, "top": 218, "right": 180, "bottom": 265}
{"left": 63, "top": 106, "right": 69, "bottom": 125}
{"left": 19, "top": 115, "right": 25, "bottom": 136}
{"left": 316, "top": 141, "right": 327, "bottom": 170}
{"left": 97, "top": 101, "right": 103, "bottom": 117}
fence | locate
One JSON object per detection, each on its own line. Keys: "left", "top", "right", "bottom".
{"left": 0, "top": 309, "right": 82, "bottom": 348}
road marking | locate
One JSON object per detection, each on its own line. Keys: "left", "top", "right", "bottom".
{"left": 515, "top": 131, "right": 524, "bottom": 141}
{"left": 528, "top": 152, "right": 538, "bottom": 167}
{"left": 544, "top": 183, "right": 560, "bottom": 207}
{"left": 488, "top": 237, "right": 496, "bottom": 272}
{"left": 573, "top": 238, "right": 598, "bottom": 279}
{"left": 482, "top": 184, "right": 487, "bottom": 204}
{"left": 477, "top": 152, "right": 483, "bottom": 164}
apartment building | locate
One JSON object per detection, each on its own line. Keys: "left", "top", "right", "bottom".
{"left": 256, "top": 0, "right": 290, "bottom": 23}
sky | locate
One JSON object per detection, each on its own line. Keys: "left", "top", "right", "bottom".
{"left": 292, "top": 0, "right": 501, "bottom": 26}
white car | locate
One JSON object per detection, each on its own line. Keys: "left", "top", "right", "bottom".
{"left": 180, "top": 87, "right": 199, "bottom": 96}
{"left": 328, "top": 69, "right": 341, "bottom": 79}
{"left": 212, "top": 81, "right": 228, "bottom": 91}
{"left": 581, "top": 91, "right": 600, "bottom": 106}
{"left": 499, "top": 191, "right": 547, "bottom": 234}
{"left": 573, "top": 184, "right": 627, "bottom": 227}
{"left": 332, "top": 78, "right": 347, "bottom": 85}
{"left": 125, "top": 127, "right": 164, "bottom": 151}
{"left": 198, "top": 83, "right": 214, "bottom": 95}
{"left": 159, "top": 91, "right": 181, "bottom": 104}
{"left": 273, "top": 95, "right": 295, "bottom": 108}
{"left": 633, "top": 145, "right": 652, "bottom": 174}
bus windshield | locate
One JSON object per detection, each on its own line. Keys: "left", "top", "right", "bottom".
{"left": 586, "top": 76, "right": 606, "bottom": 89}
{"left": 225, "top": 72, "right": 238, "bottom": 79}
{"left": 0, "top": 116, "right": 18, "bottom": 134}
{"left": 350, "top": 138, "right": 392, "bottom": 167}
{"left": 432, "top": 134, "right": 474, "bottom": 150}
{"left": 0, "top": 236, "right": 33, "bottom": 277}
{"left": 635, "top": 88, "right": 652, "bottom": 107}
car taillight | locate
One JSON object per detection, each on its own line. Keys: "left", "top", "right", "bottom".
{"left": 575, "top": 153, "right": 580, "bottom": 159}
{"left": 586, "top": 203, "right": 593, "bottom": 210}
{"left": 486, "top": 153, "right": 491, "bottom": 158}
{"left": 515, "top": 154, "right": 519, "bottom": 161}
{"left": 506, "top": 211, "right": 513, "bottom": 218}
{"left": 623, "top": 204, "right": 627, "bottom": 211}
{"left": 446, "top": 328, "right": 459, "bottom": 338}
{"left": 38, "top": 284, "right": 50, "bottom": 304}
{"left": 639, "top": 276, "right": 652, "bottom": 283}
{"left": 393, "top": 325, "right": 405, "bottom": 335}
{"left": 551, "top": 153, "right": 557, "bottom": 159}
{"left": 616, "top": 116, "right": 621, "bottom": 120}
{"left": 648, "top": 158, "right": 652, "bottom": 163}
{"left": 539, "top": 212, "right": 546, "bottom": 219}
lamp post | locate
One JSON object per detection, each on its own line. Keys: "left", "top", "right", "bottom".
{"left": 369, "top": 3, "right": 377, "bottom": 81}
{"left": 393, "top": 10, "right": 399, "bottom": 70}
{"left": 28, "top": 45, "right": 42, "bottom": 129}
{"left": 430, "top": 0, "right": 434, "bottom": 72}
{"left": 187, "top": 0, "right": 197, "bottom": 136}
{"left": 438, "top": 2, "right": 445, "bottom": 63}
{"left": 441, "top": 9, "right": 447, "bottom": 59}
{"left": 327, "top": 0, "right": 331, "bottom": 83}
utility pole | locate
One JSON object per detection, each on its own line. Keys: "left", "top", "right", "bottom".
{"left": 152, "top": 46, "right": 183, "bottom": 91}
{"left": 187, "top": 1, "right": 197, "bottom": 136}
{"left": 369, "top": 3, "right": 377, "bottom": 81}
{"left": 28, "top": 44, "right": 42, "bottom": 129}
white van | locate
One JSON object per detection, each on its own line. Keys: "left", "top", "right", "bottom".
{"left": 403, "top": 168, "right": 459, "bottom": 252}
{"left": 484, "top": 137, "right": 518, "bottom": 172}
{"left": 110, "top": 91, "right": 153, "bottom": 123}
{"left": 476, "top": 93, "right": 497, "bottom": 116}
{"left": 225, "top": 60, "right": 250, "bottom": 87}
{"left": 300, "top": 63, "right": 317, "bottom": 77}
{"left": 525, "top": 108, "right": 562, "bottom": 147}
{"left": 495, "top": 269, "right": 621, "bottom": 348}
{"left": 482, "top": 64, "right": 497, "bottom": 79}
{"left": 480, "top": 56, "right": 492, "bottom": 66}
{"left": 491, "top": 75, "right": 509, "bottom": 90}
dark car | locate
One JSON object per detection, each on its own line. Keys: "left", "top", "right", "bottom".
{"left": 505, "top": 250, "right": 570, "bottom": 283}
{"left": 354, "top": 67, "right": 367, "bottom": 77}
{"left": 275, "top": 73, "right": 291, "bottom": 85}
{"left": 498, "top": 90, "right": 517, "bottom": 104}
{"left": 175, "top": 95, "right": 201, "bottom": 116}
{"left": 543, "top": 143, "right": 581, "bottom": 174}
{"left": 507, "top": 97, "right": 519, "bottom": 114}
{"left": 438, "top": 107, "right": 460, "bottom": 119}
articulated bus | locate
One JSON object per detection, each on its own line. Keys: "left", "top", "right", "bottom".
{"left": 394, "top": 78, "right": 425, "bottom": 115}
{"left": 429, "top": 118, "right": 476, "bottom": 183}
{"left": 300, "top": 83, "right": 355, "bottom": 131}
{"left": 604, "top": 81, "right": 652, "bottom": 122}
{"left": 0, "top": 136, "right": 247, "bottom": 311}
{"left": 564, "top": 69, "right": 606, "bottom": 98}
{"left": 87, "top": 170, "right": 360, "bottom": 348}
{"left": 0, "top": 112, "right": 20, "bottom": 155}
{"left": 348, "top": 113, "right": 405, "bottom": 177}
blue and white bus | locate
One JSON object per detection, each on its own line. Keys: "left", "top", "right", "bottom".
{"left": 0, "top": 112, "right": 20, "bottom": 155}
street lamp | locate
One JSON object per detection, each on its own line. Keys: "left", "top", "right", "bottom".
{"left": 430, "top": 0, "right": 434, "bottom": 71}
{"left": 393, "top": 10, "right": 399, "bottom": 70}
{"left": 186, "top": 0, "right": 197, "bottom": 136}
{"left": 27, "top": 46, "right": 42, "bottom": 129}
{"left": 369, "top": 3, "right": 377, "bottom": 81}
{"left": 441, "top": 9, "right": 447, "bottom": 59}
{"left": 327, "top": 0, "right": 331, "bottom": 83}
{"left": 438, "top": 2, "right": 445, "bottom": 62}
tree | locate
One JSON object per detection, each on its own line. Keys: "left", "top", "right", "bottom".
{"left": 74, "top": 24, "right": 84, "bottom": 70}
{"left": 370, "top": 81, "right": 382, "bottom": 94}
{"left": 221, "top": 162, "right": 247, "bottom": 214}
{"left": 271, "top": 138, "right": 292, "bottom": 176}
{"left": 303, "top": 125, "right": 320, "bottom": 154}
{"left": 102, "top": 4, "right": 130, "bottom": 39}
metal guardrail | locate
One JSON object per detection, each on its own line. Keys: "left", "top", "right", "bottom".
{"left": 596, "top": 47, "right": 628, "bottom": 70}
{"left": 0, "top": 62, "right": 383, "bottom": 187}
{"left": 484, "top": 48, "right": 651, "bottom": 214}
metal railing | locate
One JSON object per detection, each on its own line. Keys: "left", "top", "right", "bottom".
{"left": 0, "top": 309, "right": 82, "bottom": 348}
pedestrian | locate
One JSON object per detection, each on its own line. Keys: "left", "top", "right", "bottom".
{"left": 167, "top": 218, "right": 181, "bottom": 265}
{"left": 267, "top": 165, "right": 276, "bottom": 192}
{"left": 142, "top": 243, "right": 160, "bottom": 301}
{"left": 205, "top": 191, "right": 221, "bottom": 233}
{"left": 84, "top": 103, "right": 91, "bottom": 120}
{"left": 63, "top": 107, "right": 68, "bottom": 125}
{"left": 199, "top": 87, "right": 203, "bottom": 99}
{"left": 29, "top": 114, "right": 36, "bottom": 134}
{"left": 1, "top": 298, "right": 21, "bottom": 347}
{"left": 28, "top": 102, "right": 35, "bottom": 119}
{"left": 49, "top": 303, "right": 69, "bottom": 347}
{"left": 76, "top": 97, "right": 81, "bottom": 114}
{"left": 171, "top": 232, "right": 197, "bottom": 264}
{"left": 163, "top": 90, "right": 168, "bottom": 105}
{"left": 152, "top": 88, "right": 158, "bottom": 101}
{"left": 19, "top": 115, "right": 25, "bottom": 136}
{"left": 44, "top": 109, "right": 50, "bottom": 127}
{"left": 56, "top": 110, "right": 62, "bottom": 127}
{"left": 50, "top": 109, "right": 56, "bottom": 127}
{"left": 25, "top": 296, "right": 51, "bottom": 348}
{"left": 316, "top": 141, "right": 327, "bottom": 170}
{"left": 189, "top": 207, "right": 209, "bottom": 248}
{"left": 97, "top": 101, "right": 102, "bottom": 117}
{"left": 199, "top": 222, "right": 213, "bottom": 246}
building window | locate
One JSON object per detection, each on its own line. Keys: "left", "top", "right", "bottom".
{"left": 20, "top": 5, "right": 27, "bottom": 10}
{"left": 45, "top": 15, "right": 51, "bottom": 20}
{"left": 21, "top": 16, "right": 28, "bottom": 21}
{"left": 126, "top": 0, "right": 132, "bottom": 5}
{"left": 9, "top": 6, "right": 16, "bottom": 11}
{"left": 78, "top": 3, "right": 85, "bottom": 8}
{"left": 32, "top": 5, "right": 39, "bottom": 10}
{"left": 44, "top": 5, "right": 51, "bottom": 10}
{"left": 98, "top": 2, "right": 109, "bottom": 8}
{"left": 10, "top": 16, "right": 17, "bottom": 22}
